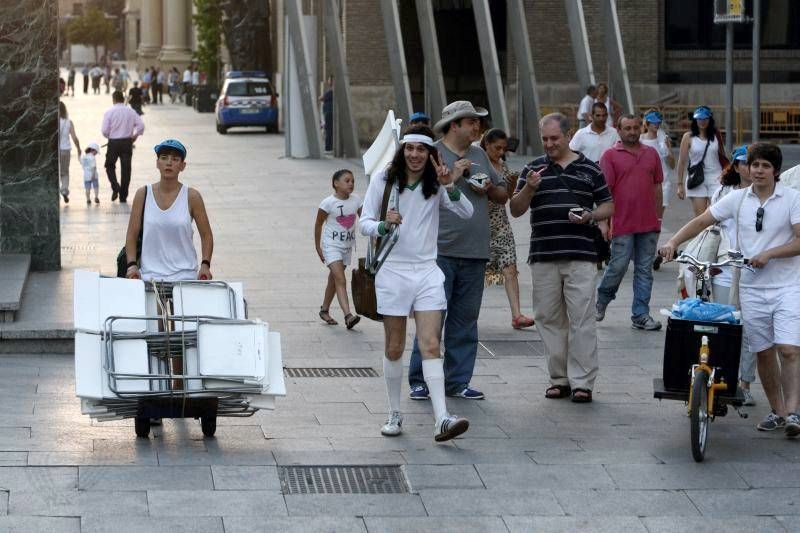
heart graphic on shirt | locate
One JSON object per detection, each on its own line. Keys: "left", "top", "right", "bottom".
{"left": 336, "top": 213, "right": 356, "bottom": 229}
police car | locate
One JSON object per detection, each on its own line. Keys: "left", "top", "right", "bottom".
{"left": 215, "top": 71, "right": 279, "bottom": 134}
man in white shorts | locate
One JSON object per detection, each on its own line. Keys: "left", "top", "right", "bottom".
{"left": 660, "top": 142, "right": 800, "bottom": 437}
{"left": 360, "top": 125, "right": 474, "bottom": 442}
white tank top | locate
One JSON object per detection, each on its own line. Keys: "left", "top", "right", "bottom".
{"left": 689, "top": 135, "right": 723, "bottom": 179}
{"left": 140, "top": 184, "right": 198, "bottom": 282}
{"left": 59, "top": 118, "right": 72, "bottom": 150}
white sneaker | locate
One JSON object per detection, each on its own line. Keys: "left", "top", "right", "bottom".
{"left": 742, "top": 388, "right": 756, "bottom": 406}
{"left": 381, "top": 411, "right": 403, "bottom": 437}
{"left": 434, "top": 415, "right": 469, "bottom": 442}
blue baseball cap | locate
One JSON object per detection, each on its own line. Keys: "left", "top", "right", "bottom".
{"left": 154, "top": 139, "right": 187, "bottom": 159}
{"left": 644, "top": 111, "right": 663, "bottom": 124}
{"left": 409, "top": 111, "right": 431, "bottom": 123}
{"left": 732, "top": 144, "right": 748, "bottom": 162}
{"left": 693, "top": 106, "right": 712, "bottom": 120}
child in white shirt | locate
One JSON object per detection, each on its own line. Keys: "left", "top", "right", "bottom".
{"left": 80, "top": 142, "right": 100, "bottom": 205}
{"left": 314, "top": 169, "right": 363, "bottom": 329}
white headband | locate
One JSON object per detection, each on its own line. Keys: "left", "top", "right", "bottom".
{"left": 401, "top": 134, "right": 434, "bottom": 146}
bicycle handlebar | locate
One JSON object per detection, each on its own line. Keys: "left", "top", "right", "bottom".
{"left": 677, "top": 252, "right": 754, "bottom": 272}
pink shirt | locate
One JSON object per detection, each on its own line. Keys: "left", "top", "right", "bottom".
{"left": 101, "top": 103, "right": 145, "bottom": 140}
{"left": 599, "top": 142, "right": 663, "bottom": 237}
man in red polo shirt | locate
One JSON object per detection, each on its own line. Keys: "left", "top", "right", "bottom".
{"left": 596, "top": 114, "right": 664, "bottom": 330}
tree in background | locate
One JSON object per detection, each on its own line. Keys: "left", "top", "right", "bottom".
{"left": 66, "top": 7, "right": 117, "bottom": 63}
{"left": 193, "top": 0, "right": 222, "bottom": 87}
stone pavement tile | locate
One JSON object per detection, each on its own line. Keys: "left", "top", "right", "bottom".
{"left": 8, "top": 489, "right": 146, "bottom": 516}
{"left": 364, "top": 517, "right": 507, "bottom": 533}
{"left": 651, "top": 436, "right": 793, "bottom": 464}
{"left": 476, "top": 464, "right": 616, "bottom": 490}
{"left": 146, "top": 490, "right": 287, "bottom": 517}
{"left": 777, "top": 516, "right": 800, "bottom": 532}
{"left": 223, "top": 516, "right": 366, "bottom": 533}
{"left": 0, "top": 466, "right": 76, "bottom": 491}
{"left": 329, "top": 437, "right": 444, "bottom": 454}
{"left": 453, "top": 437, "right": 580, "bottom": 453}
{"left": 262, "top": 438, "right": 334, "bottom": 452}
{"left": 527, "top": 448, "right": 663, "bottom": 465}
{"left": 420, "top": 489, "right": 563, "bottom": 516}
{"left": 686, "top": 488, "right": 800, "bottom": 516}
{"left": 156, "top": 440, "right": 276, "bottom": 467}
{"left": 553, "top": 489, "right": 699, "bottom": 517}
{"left": 28, "top": 446, "right": 159, "bottom": 466}
{"left": 604, "top": 463, "right": 748, "bottom": 489}
{"left": 0, "top": 452, "right": 27, "bottom": 466}
{"left": 262, "top": 425, "right": 376, "bottom": 440}
{"left": 78, "top": 466, "right": 213, "bottom": 490}
{"left": 0, "top": 428, "right": 31, "bottom": 440}
{"left": 503, "top": 516, "right": 647, "bottom": 533}
{"left": 403, "top": 465, "right": 484, "bottom": 490}
{"left": 284, "top": 494, "right": 426, "bottom": 517}
{"left": 644, "top": 516, "right": 786, "bottom": 533}
{"left": 81, "top": 516, "right": 223, "bottom": 533}
{"left": 211, "top": 466, "right": 281, "bottom": 490}
{"left": 402, "top": 446, "right": 534, "bottom": 465}
{"left": 0, "top": 516, "right": 80, "bottom": 532}
{"left": 732, "top": 462, "right": 800, "bottom": 488}
{"left": 274, "top": 450, "right": 404, "bottom": 466}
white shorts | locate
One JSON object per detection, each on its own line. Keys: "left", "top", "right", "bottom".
{"left": 661, "top": 180, "right": 672, "bottom": 207}
{"left": 323, "top": 245, "right": 352, "bottom": 267}
{"left": 375, "top": 261, "right": 446, "bottom": 316}
{"left": 740, "top": 285, "right": 800, "bottom": 352}
{"left": 685, "top": 176, "right": 721, "bottom": 199}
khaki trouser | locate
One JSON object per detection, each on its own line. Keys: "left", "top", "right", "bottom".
{"left": 59, "top": 149, "right": 71, "bottom": 196}
{"left": 530, "top": 260, "right": 599, "bottom": 391}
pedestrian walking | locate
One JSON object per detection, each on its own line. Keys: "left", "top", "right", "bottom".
{"left": 155, "top": 68, "right": 165, "bottom": 104}
{"left": 67, "top": 67, "right": 76, "bottom": 96}
{"left": 577, "top": 84, "right": 597, "bottom": 129}
{"left": 58, "top": 101, "right": 82, "bottom": 204}
{"left": 168, "top": 68, "right": 180, "bottom": 103}
{"left": 127, "top": 81, "right": 144, "bottom": 115}
{"left": 182, "top": 65, "right": 192, "bottom": 102}
{"left": 676, "top": 105, "right": 730, "bottom": 216}
{"left": 407, "top": 101, "right": 507, "bottom": 402}
{"left": 90, "top": 65, "right": 103, "bottom": 94}
{"left": 314, "top": 169, "right": 362, "bottom": 329}
{"left": 120, "top": 64, "right": 130, "bottom": 92}
{"left": 409, "top": 111, "right": 431, "bottom": 128}
{"left": 320, "top": 77, "right": 333, "bottom": 152}
{"left": 595, "top": 114, "right": 664, "bottom": 331}
{"left": 509, "top": 113, "right": 614, "bottom": 403}
{"left": 359, "top": 125, "right": 474, "bottom": 441}
{"left": 112, "top": 68, "right": 124, "bottom": 92}
{"left": 480, "top": 128, "right": 535, "bottom": 329}
{"left": 81, "top": 64, "right": 90, "bottom": 94}
{"left": 142, "top": 68, "right": 152, "bottom": 104}
{"left": 80, "top": 142, "right": 101, "bottom": 205}
{"left": 640, "top": 110, "right": 676, "bottom": 222}
{"left": 568, "top": 102, "right": 620, "bottom": 163}
{"left": 659, "top": 142, "right": 800, "bottom": 438}
{"left": 594, "top": 83, "right": 621, "bottom": 128}
{"left": 101, "top": 90, "right": 145, "bottom": 203}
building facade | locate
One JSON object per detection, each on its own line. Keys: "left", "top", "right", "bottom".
{"left": 123, "top": 0, "right": 196, "bottom": 72}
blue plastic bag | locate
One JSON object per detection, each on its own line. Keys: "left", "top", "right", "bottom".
{"left": 672, "top": 298, "right": 738, "bottom": 324}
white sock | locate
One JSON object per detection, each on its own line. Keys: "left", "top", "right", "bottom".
{"left": 383, "top": 357, "right": 403, "bottom": 414}
{"left": 422, "top": 358, "right": 448, "bottom": 424}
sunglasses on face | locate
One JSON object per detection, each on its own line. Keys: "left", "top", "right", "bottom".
{"left": 756, "top": 207, "right": 764, "bottom": 232}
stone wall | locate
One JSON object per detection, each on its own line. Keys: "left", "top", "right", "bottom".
{"left": 0, "top": 0, "right": 60, "bottom": 270}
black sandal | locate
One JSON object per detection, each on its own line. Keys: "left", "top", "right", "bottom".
{"left": 319, "top": 307, "right": 338, "bottom": 325}
{"left": 571, "top": 388, "right": 593, "bottom": 403}
{"left": 344, "top": 313, "right": 361, "bottom": 330}
{"left": 545, "top": 385, "right": 571, "bottom": 399}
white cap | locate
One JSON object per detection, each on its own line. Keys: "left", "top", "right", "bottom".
{"left": 86, "top": 142, "right": 100, "bottom": 153}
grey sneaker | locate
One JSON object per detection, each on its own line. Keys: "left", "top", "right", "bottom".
{"left": 786, "top": 413, "right": 800, "bottom": 438}
{"left": 757, "top": 411, "right": 786, "bottom": 431}
{"left": 381, "top": 411, "right": 403, "bottom": 437}
{"left": 434, "top": 415, "right": 469, "bottom": 442}
{"left": 631, "top": 315, "right": 662, "bottom": 331}
{"left": 595, "top": 302, "right": 607, "bottom": 322}
{"left": 742, "top": 388, "right": 756, "bottom": 406}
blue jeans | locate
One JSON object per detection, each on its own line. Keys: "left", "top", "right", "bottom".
{"left": 408, "top": 256, "right": 486, "bottom": 394}
{"left": 596, "top": 232, "right": 659, "bottom": 320}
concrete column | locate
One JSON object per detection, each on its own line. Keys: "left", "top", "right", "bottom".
{"left": 137, "top": 0, "right": 162, "bottom": 67}
{"left": 158, "top": 0, "right": 193, "bottom": 67}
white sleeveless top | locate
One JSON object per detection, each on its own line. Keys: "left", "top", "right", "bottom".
{"left": 140, "top": 184, "right": 198, "bottom": 282}
{"left": 689, "top": 135, "right": 723, "bottom": 179}
{"left": 59, "top": 118, "right": 72, "bottom": 150}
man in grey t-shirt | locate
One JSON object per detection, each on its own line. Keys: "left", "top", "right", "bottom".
{"left": 408, "top": 101, "right": 507, "bottom": 400}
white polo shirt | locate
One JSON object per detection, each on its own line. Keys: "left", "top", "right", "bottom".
{"left": 710, "top": 184, "right": 800, "bottom": 289}
{"left": 569, "top": 124, "right": 620, "bottom": 163}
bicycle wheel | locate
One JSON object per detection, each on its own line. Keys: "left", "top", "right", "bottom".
{"left": 690, "top": 370, "right": 710, "bottom": 462}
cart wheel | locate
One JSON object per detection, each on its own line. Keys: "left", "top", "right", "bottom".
{"left": 201, "top": 415, "right": 217, "bottom": 437}
{"left": 690, "top": 370, "right": 710, "bottom": 462}
{"left": 134, "top": 416, "right": 151, "bottom": 438}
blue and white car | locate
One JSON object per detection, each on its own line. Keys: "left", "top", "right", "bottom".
{"left": 215, "top": 71, "right": 279, "bottom": 134}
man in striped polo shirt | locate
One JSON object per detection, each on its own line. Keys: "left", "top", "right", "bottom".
{"left": 510, "top": 113, "right": 614, "bottom": 403}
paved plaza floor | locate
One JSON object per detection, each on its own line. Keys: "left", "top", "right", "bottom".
{"left": 1, "top": 85, "right": 799, "bottom": 531}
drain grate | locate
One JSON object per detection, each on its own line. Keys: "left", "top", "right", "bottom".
{"left": 284, "top": 367, "right": 378, "bottom": 378}
{"left": 61, "top": 243, "right": 97, "bottom": 252}
{"left": 279, "top": 465, "right": 408, "bottom": 494}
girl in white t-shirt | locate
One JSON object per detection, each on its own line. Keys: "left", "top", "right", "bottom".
{"left": 315, "top": 169, "right": 363, "bottom": 329}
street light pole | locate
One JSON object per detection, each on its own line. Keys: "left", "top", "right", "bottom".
{"left": 751, "top": 0, "right": 761, "bottom": 142}
{"left": 725, "top": 22, "right": 734, "bottom": 153}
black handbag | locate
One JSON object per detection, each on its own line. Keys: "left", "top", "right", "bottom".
{"left": 116, "top": 187, "right": 147, "bottom": 277}
{"left": 552, "top": 169, "right": 610, "bottom": 263}
{"left": 687, "top": 138, "right": 711, "bottom": 190}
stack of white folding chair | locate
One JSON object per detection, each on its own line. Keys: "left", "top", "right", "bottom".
{"left": 73, "top": 271, "right": 286, "bottom": 428}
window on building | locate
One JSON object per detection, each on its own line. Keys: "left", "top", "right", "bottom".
{"left": 665, "top": 0, "right": 800, "bottom": 50}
